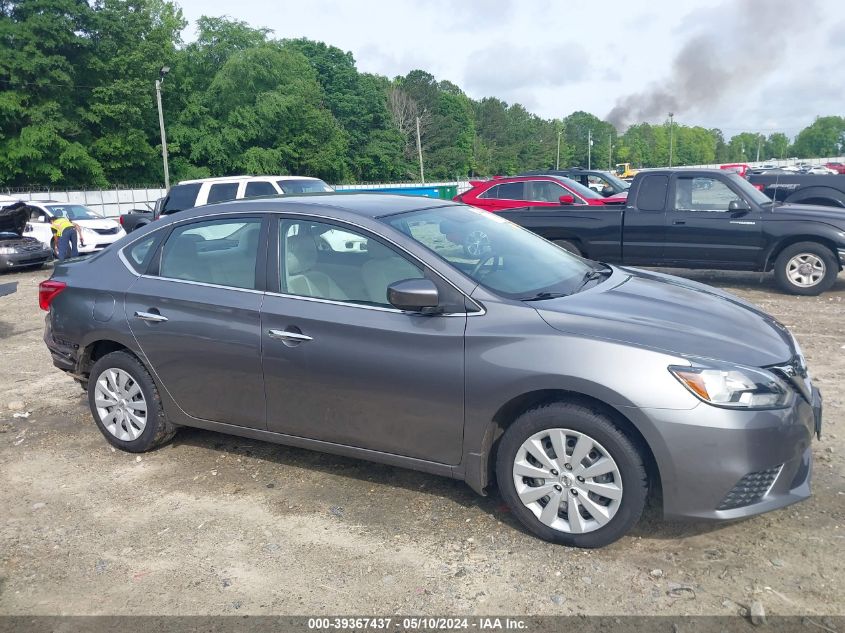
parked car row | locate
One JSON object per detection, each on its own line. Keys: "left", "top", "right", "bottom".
{"left": 450, "top": 169, "right": 845, "bottom": 296}
{"left": 119, "top": 175, "right": 334, "bottom": 233}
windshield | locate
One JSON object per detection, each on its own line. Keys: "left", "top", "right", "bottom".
{"left": 552, "top": 176, "right": 604, "bottom": 200}
{"left": 726, "top": 173, "right": 772, "bottom": 205}
{"left": 46, "top": 204, "right": 102, "bottom": 220}
{"left": 595, "top": 171, "right": 630, "bottom": 192}
{"left": 385, "top": 205, "right": 601, "bottom": 299}
{"left": 277, "top": 179, "right": 334, "bottom": 194}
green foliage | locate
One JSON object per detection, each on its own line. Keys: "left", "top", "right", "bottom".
{"left": 0, "top": 2, "right": 841, "bottom": 187}
{"left": 790, "top": 116, "right": 845, "bottom": 158}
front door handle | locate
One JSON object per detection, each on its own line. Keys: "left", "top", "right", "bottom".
{"left": 134, "top": 310, "right": 168, "bottom": 323}
{"left": 268, "top": 329, "right": 313, "bottom": 343}
{"left": 672, "top": 219, "right": 686, "bottom": 225}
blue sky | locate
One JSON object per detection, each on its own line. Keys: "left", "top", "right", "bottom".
{"left": 174, "top": 0, "right": 845, "bottom": 136}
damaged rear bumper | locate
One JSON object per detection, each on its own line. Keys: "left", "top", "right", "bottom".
{"left": 43, "top": 314, "right": 79, "bottom": 373}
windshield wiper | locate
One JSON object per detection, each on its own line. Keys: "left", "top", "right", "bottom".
{"left": 522, "top": 291, "right": 570, "bottom": 302}
{"left": 575, "top": 264, "right": 613, "bottom": 292}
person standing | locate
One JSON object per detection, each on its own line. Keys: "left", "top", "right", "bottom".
{"left": 50, "top": 215, "right": 84, "bottom": 260}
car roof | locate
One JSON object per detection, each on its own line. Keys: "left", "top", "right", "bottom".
{"left": 177, "top": 175, "right": 325, "bottom": 185}
{"left": 173, "top": 192, "right": 459, "bottom": 220}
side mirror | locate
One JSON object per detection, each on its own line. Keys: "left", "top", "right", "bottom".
{"left": 728, "top": 199, "right": 751, "bottom": 213}
{"left": 559, "top": 195, "right": 575, "bottom": 205}
{"left": 387, "top": 278, "right": 439, "bottom": 312}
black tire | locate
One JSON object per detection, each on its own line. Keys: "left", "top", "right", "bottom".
{"left": 553, "top": 240, "right": 582, "bottom": 256}
{"left": 87, "top": 350, "right": 177, "bottom": 452}
{"left": 773, "top": 241, "right": 839, "bottom": 296}
{"left": 496, "top": 401, "right": 648, "bottom": 548}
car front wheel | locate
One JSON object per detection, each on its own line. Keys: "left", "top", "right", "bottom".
{"left": 496, "top": 402, "right": 648, "bottom": 548}
{"left": 774, "top": 242, "right": 838, "bottom": 296}
{"left": 87, "top": 350, "right": 177, "bottom": 452}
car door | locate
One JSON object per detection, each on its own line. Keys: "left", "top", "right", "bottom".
{"left": 22, "top": 206, "right": 53, "bottom": 247}
{"left": 261, "top": 216, "right": 467, "bottom": 464}
{"left": 621, "top": 174, "right": 669, "bottom": 265}
{"left": 124, "top": 215, "right": 268, "bottom": 429}
{"left": 664, "top": 175, "right": 764, "bottom": 268}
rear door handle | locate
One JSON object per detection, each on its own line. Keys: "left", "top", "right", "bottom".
{"left": 268, "top": 329, "right": 313, "bottom": 343}
{"left": 134, "top": 310, "right": 168, "bottom": 323}
{"left": 672, "top": 219, "right": 686, "bottom": 225}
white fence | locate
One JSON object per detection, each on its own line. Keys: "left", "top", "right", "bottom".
{"left": 4, "top": 181, "right": 471, "bottom": 218}
{"left": 673, "top": 156, "right": 845, "bottom": 170}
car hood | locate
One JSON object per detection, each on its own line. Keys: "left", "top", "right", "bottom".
{"left": 0, "top": 204, "right": 27, "bottom": 236}
{"left": 771, "top": 202, "right": 845, "bottom": 224}
{"left": 534, "top": 267, "right": 795, "bottom": 367}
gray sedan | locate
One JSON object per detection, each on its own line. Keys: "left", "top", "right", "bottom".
{"left": 40, "top": 194, "right": 821, "bottom": 548}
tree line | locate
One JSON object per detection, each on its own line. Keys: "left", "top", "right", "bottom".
{"left": 2, "top": 0, "right": 844, "bottom": 189}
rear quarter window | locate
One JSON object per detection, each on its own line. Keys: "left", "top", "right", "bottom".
{"left": 161, "top": 184, "right": 201, "bottom": 215}
{"left": 124, "top": 233, "right": 161, "bottom": 274}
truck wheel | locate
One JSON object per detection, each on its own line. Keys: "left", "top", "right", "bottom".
{"left": 774, "top": 242, "right": 839, "bottom": 296}
{"left": 87, "top": 351, "right": 178, "bottom": 452}
{"left": 553, "top": 240, "right": 582, "bottom": 256}
{"left": 496, "top": 401, "right": 648, "bottom": 548}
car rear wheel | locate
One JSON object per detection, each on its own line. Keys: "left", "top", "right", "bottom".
{"left": 87, "top": 351, "right": 177, "bottom": 452}
{"left": 774, "top": 242, "right": 838, "bottom": 296}
{"left": 496, "top": 402, "right": 648, "bottom": 548}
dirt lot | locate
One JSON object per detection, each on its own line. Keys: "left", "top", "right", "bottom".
{"left": 0, "top": 266, "right": 842, "bottom": 617}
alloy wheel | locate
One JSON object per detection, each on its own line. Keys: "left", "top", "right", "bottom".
{"left": 512, "top": 428, "right": 623, "bottom": 534}
{"left": 94, "top": 368, "right": 148, "bottom": 441}
{"left": 786, "top": 253, "right": 825, "bottom": 288}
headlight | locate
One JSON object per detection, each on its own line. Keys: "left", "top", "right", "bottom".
{"left": 0, "top": 247, "right": 16, "bottom": 255}
{"left": 669, "top": 363, "right": 792, "bottom": 409}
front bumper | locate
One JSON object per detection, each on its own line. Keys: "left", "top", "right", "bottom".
{"left": 626, "top": 385, "right": 819, "bottom": 521}
{"left": 78, "top": 238, "right": 121, "bottom": 254}
{"left": 0, "top": 249, "right": 51, "bottom": 269}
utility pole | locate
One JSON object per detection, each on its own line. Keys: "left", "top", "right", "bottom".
{"left": 756, "top": 134, "right": 762, "bottom": 162}
{"left": 155, "top": 66, "right": 171, "bottom": 190}
{"left": 556, "top": 129, "right": 562, "bottom": 170}
{"left": 587, "top": 129, "right": 592, "bottom": 170}
{"left": 668, "top": 112, "right": 674, "bottom": 168}
{"left": 608, "top": 136, "right": 612, "bottom": 170}
{"left": 415, "top": 116, "right": 425, "bottom": 184}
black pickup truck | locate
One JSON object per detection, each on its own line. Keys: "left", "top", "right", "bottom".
{"left": 497, "top": 169, "right": 845, "bottom": 295}
{"left": 748, "top": 173, "right": 845, "bottom": 208}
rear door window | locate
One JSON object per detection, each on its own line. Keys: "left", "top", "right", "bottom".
{"left": 245, "top": 181, "right": 278, "bottom": 198}
{"left": 207, "top": 183, "right": 240, "bottom": 204}
{"left": 158, "top": 218, "right": 263, "bottom": 289}
{"left": 480, "top": 182, "right": 524, "bottom": 200}
{"left": 636, "top": 176, "right": 669, "bottom": 211}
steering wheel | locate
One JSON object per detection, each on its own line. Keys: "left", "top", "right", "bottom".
{"left": 471, "top": 252, "right": 500, "bottom": 277}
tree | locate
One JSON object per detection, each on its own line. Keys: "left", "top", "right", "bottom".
{"left": 790, "top": 116, "right": 845, "bottom": 158}
{"left": 764, "top": 132, "right": 789, "bottom": 160}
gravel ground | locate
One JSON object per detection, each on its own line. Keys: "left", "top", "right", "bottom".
{"left": 0, "top": 266, "right": 842, "bottom": 617}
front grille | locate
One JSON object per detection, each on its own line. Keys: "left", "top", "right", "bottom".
{"left": 717, "top": 466, "right": 782, "bottom": 510}
{"left": 92, "top": 227, "right": 119, "bottom": 235}
{"left": 21, "top": 242, "right": 44, "bottom": 252}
